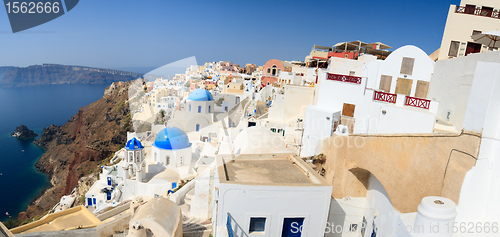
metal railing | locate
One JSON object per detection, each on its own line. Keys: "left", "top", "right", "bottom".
{"left": 227, "top": 214, "right": 234, "bottom": 237}
{"left": 226, "top": 213, "right": 249, "bottom": 237}
{"left": 326, "top": 73, "right": 362, "bottom": 84}
{"left": 373, "top": 90, "right": 397, "bottom": 104}
{"left": 456, "top": 6, "right": 499, "bottom": 19}
{"left": 404, "top": 96, "right": 430, "bottom": 109}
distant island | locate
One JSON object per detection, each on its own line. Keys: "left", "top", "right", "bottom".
{"left": 0, "top": 64, "right": 143, "bottom": 87}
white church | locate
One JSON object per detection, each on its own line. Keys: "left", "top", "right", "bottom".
{"left": 169, "top": 88, "right": 215, "bottom": 132}
{"left": 84, "top": 126, "right": 202, "bottom": 213}
{"left": 151, "top": 127, "right": 194, "bottom": 176}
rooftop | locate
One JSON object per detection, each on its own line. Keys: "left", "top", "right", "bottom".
{"left": 10, "top": 206, "right": 101, "bottom": 234}
{"left": 216, "top": 154, "right": 329, "bottom": 186}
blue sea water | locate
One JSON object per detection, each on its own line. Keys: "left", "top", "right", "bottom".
{"left": 0, "top": 83, "right": 111, "bottom": 222}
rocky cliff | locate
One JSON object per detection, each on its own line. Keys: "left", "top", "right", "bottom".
{"left": 23, "top": 81, "right": 134, "bottom": 219}
{"left": 0, "top": 64, "right": 143, "bottom": 87}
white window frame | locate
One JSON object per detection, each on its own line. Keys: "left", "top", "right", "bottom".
{"left": 245, "top": 213, "right": 272, "bottom": 237}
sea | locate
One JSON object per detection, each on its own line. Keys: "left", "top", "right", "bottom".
{"left": 0, "top": 83, "right": 111, "bottom": 222}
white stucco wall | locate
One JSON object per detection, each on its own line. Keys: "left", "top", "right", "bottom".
{"left": 301, "top": 105, "right": 340, "bottom": 157}
{"left": 328, "top": 57, "right": 365, "bottom": 77}
{"left": 152, "top": 145, "right": 192, "bottom": 169}
{"left": 190, "top": 168, "right": 212, "bottom": 220}
{"left": 312, "top": 46, "right": 436, "bottom": 135}
{"left": 455, "top": 61, "right": 500, "bottom": 229}
{"left": 429, "top": 51, "right": 500, "bottom": 132}
{"left": 215, "top": 183, "right": 332, "bottom": 237}
{"left": 363, "top": 174, "right": 412, "bottom": 237}
{"left": 121, "top": 179, "right": 175, "bottom": 201}
{"left": 462, "top": 62, "right": 500, "bottom": 133}
{"left": 375, "top": 103, "right": 436, "bottom": 134}
{"left": 366, "top": 45, "right": 435, "bottom": 97}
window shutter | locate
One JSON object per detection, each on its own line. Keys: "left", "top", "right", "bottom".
{"left": 379, "top": 75, "right": 392, "bottom": 92}
{"left": 415, "top": 80, "right": 429, "bottom": 98}
{"left": 400, "top": 57, "right": 415, "bottom": 75}
{"left": 395, "top": 78, "right": 413, "bottom": 96}
{"left": 342, "top": 103, "right": 356, "bottom": 117}
{"left": 448, "top": 41, "right": 460, "bottom": 57}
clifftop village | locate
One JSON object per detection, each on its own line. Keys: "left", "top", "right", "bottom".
{"left": 3, "top": 1, "right": 500, "bottom": 236}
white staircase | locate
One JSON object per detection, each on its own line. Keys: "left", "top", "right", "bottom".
{"left": 180, "top": 188, "right": 212, "bottom": 237}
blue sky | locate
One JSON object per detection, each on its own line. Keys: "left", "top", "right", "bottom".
{"left": 0, "top": 0, "right": 460, "bottom": 72}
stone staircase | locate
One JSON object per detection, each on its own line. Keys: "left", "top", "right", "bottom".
{"left": 180, "top": 188, "right": 212, "bottom": 237}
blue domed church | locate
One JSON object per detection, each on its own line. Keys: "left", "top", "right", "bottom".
{"left": 170, "top": 88, "right": 215, "bottom": 132}
{"left": 151, "top": 127, "right": 193, "bottom": 172}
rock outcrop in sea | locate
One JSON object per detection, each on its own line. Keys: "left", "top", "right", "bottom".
{"left": 11, "top": 125, "right": 38, "bottom": 139}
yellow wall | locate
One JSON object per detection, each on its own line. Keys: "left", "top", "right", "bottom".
{"left": 11, "top": 206, "right": 101, "bottom": 234}
{"left": 321, "top": 132, "right": 481, "bottom": 213}
{"left": 438, "top": 4, "right": 499, "bottom": 60}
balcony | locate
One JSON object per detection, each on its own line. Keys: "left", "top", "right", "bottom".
{"left": 327, "top": 73, "right": 362, "bottom": 84}
{"left": 456, "top": 6, "right": 499, "bottom": 19}
{"left": 373, "top": 90, "right": 397, "bottom": 104}
{"left": 404, "top": 96, "right": 430, "bottom": 109}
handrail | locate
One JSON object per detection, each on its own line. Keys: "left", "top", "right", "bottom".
{"left": 226, "top": 212, "right": 249, "bottom": 237}
{"left": 404, "top": 96, "right": 430, "bottom": 109}
{"left": 227, "top": 213, "right": 234, "bottom": 237}
{"left": 456, "top": 5, "right": 499, "bottom": 19}
{"left": 326, "top": 73, "right": 362, "bottom": 84}
{"left": 373, "top": 90, "right": 397, "bottom": 104}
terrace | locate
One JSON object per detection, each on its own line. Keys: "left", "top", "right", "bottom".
{"left": 456, "top": 5, "right": 500, "bottom": 19}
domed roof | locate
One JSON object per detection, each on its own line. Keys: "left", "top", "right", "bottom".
{"left": 126, "top": 137, "right": 144, "bottom": 150}
{"left": 153, "top": 127, "right": 191, "bottom": 150}
{"left": 187, "top": 89, "right": 213, "bottom": 101}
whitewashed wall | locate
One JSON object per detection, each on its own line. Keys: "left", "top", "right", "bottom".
{"left": 301, "top": 105, "right": 340, "bottom": 157}
{"left": 215, "top": 184, "right": 332, "bottom": 237}
{"left": 455, "top": 61, "right": 500, "bottom": 227}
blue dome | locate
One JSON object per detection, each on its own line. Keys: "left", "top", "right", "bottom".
{"left": 126, "top": 137, "right": 144, "bottom": 151}
{"left": 153, "top": 127, "right": 191, "bottom": 150}
{"left": 187, "top": 89, "right": 213, "bottom": 101}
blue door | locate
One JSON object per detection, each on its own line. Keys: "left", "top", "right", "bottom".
{"left": 87, "top": 198, "right": 92, "bottom": 206}
{"left": 93, "top": 198, "right": 96, "bottom": 205}
{"left": 107, "top": 192, "right": 111, "bottom": 200}
{"left": 282, "top": 218, "right": 304, "bottom": 237}
{"left": 172, "top": 182, "right": 177, "bottom": 189}
{"left": 107, "top": 177, "right": 112, "bottom": 186}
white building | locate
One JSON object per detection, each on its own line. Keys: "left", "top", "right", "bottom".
{"left": 212, "top": 153, "right": 332, "bottom": 237}
{"left": 437, "top": 0, "right": 500, "bottom": 60}
{"left": 85, "top": 137, "right": 184, "bottom": 213}
{"left": 151, "top": 127, "right": 193, "bottom": 177}
{"left": 428, "top": 51, "right": 500, "bottom": 228}
{"left": 170, "top": 89, "right": 215, "bottom": 132}
{"left": 302, "top": 45, "right": 439, "bottom": 157}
